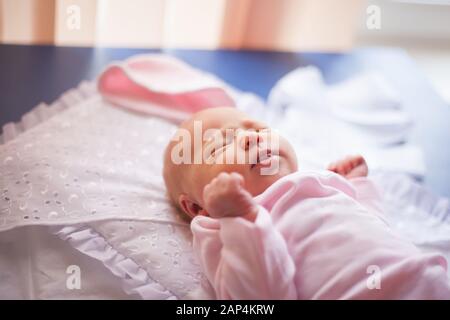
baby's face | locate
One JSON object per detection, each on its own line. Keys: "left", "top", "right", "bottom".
{"left": 165, "top": 107, "right": 298, "bottom": 210}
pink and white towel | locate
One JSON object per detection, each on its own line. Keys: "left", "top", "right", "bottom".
{"left": 97, "top": 54, "right": 236, "bottom": 123}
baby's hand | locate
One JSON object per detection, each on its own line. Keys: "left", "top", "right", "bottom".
{"left": 327, "top": 155, "right": 368, "bottom": 179}
{"left": 203, "top": 172, "right": 258, "bottom": 220}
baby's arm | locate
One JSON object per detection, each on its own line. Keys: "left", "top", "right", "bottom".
{"left": 191, "top": 173, "right": 297, "bottom": 299}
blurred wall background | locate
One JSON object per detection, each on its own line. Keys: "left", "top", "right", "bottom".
{"left": 1, "top": 0, "right": 449, "bottom": 102}
{"left": 354, "top": 0, "right": 450, "bottom": 104}
{"left": 0, "top": 0, "right": 363, "bottom": 51}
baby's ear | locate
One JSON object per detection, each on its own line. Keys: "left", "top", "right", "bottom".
{"left": 178, "top": 194, "right": 204, "bottom": 219}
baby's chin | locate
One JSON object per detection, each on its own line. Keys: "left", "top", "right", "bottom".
{"left": 246, "top": 175, "right": 281, "bottom": 196}
{"left": 247, "top": 170, "right": 293, "bottom": 196}
{"left": 251, "top": 156, "right": 297, "bottom": 195}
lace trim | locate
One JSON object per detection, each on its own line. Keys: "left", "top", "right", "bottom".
{"left": 51, "top": 224, "right": 179, "bottom": 300}
{"left": 1, "top": 81, "right": 97, "bottom": 145}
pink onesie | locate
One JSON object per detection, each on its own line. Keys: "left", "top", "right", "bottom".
{"left": 191, "top": 171, "right": 450, "bottom": 299}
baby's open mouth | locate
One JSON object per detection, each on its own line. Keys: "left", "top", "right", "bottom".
{"left": 251, "top": 149, "right": 276, "bottom": 169}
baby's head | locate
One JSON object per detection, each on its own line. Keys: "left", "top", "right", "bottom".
{"left": 163, "top": 107, "right": 297, "bottom": 219}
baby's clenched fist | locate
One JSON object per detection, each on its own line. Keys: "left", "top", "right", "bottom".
{"left": 203, "top": 172, "right": 258, "bottom": 219}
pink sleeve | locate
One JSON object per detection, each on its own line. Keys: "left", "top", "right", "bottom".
{"left": 191, "top": 207, "right": 297, "bottom": 300}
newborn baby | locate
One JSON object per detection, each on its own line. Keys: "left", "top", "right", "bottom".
{"left": 163, "top": 107, "right": 450, "bottom": 299}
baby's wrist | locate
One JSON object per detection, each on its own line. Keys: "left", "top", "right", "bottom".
{"left": 241, "top": 205, "right": 258, "bottom": 222}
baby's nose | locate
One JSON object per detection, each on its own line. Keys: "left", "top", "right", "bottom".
{"left": 239, "top": 131, "right": 262, "bottom": 151}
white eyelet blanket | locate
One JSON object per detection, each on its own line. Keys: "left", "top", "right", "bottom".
{"left": 0, "top": 89, "right": 212, "bottom": 299}
{"left": 1, "top": 55, "right": 450, "bottom": 300}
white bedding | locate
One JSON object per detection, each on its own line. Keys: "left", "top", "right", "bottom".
{"left": 0, "top": 84, "right": 212, "bottom": 299}
{"left": 1, "top": 60, "right": 450, "bottom": 300}
{"left": 0, "top": 225, "right": 134, "bottom": 299}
